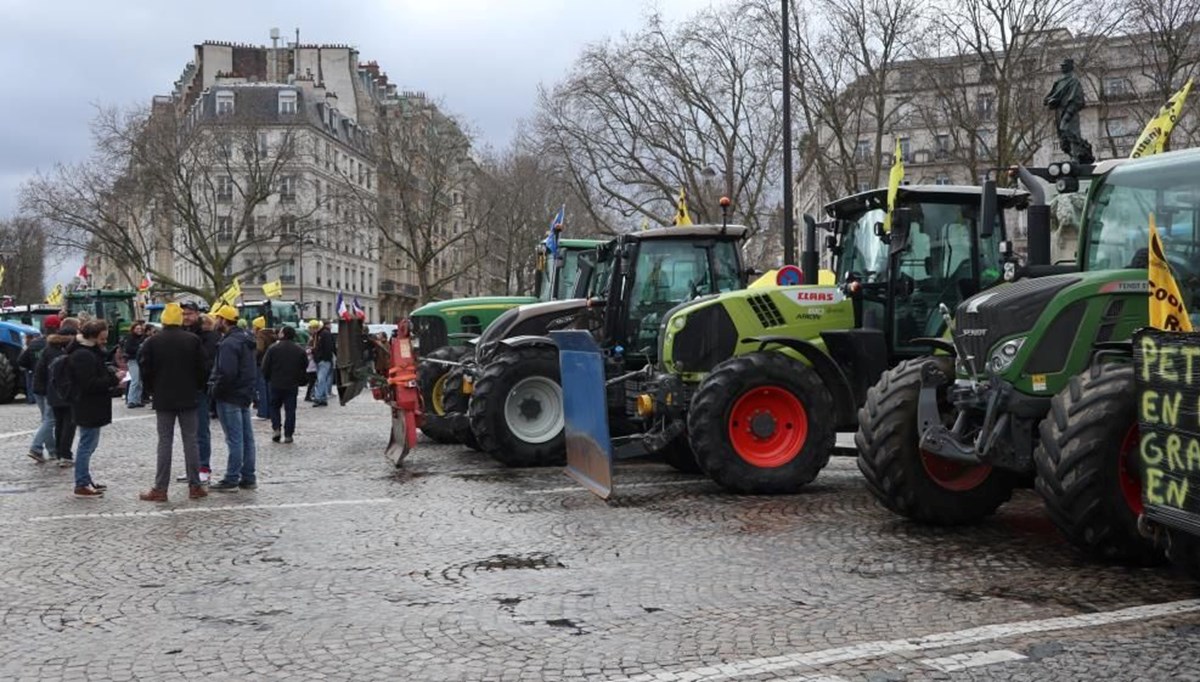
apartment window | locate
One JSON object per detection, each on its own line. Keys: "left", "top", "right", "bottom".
{"left": 336, "top": 266, "right": 342, "bottom": 289}
{"left": 978, "top": 63, "right": 995, "bottom": 83}
{"left": 934, "top": 174, "right": 952, "bottom": 186}
{"left": 358, "top": 163, "right": 365, "bottom": 185}
{"left": 976, "top": 93, "right": 995, "bottom": 119}
{"left": 369, "top": 272, "right": 374, "bottom": 294}
{"left": 280, "top": 215, "right": 297, "bottom": 236}
{"left": 1103, "top": 117, "right": 1131, "bottom": 138}
{"left": 360, "top": 270, "right": 365, "bottom": 292}
{"left": 217, "top": 137, "right": 233, "bottom": 160}
{"left": 856, "top": 181, "right": 871, "bottom": 193}
{"left": 854, "top": 139, "right": 871, "bottom": 163}
{"left": 278, "top": 90, "right": 298, "bottom": 115}
{"left": 217, "top": 216, "right": 233, "bottom": 242}
{"left": 898, "top": 137, "right": 911, "bottom": 163}
{"left": 976, "top": 130, "right": 993, "bottom": 157}
{"left": 315, "top": 180, "right": 322, "bottom": 206}
{"left": 216, "top": 91, "right": 234, "bottom": 116}
{"left": 280, "top": 175, "right": 296, "bottom": 202}
{"left": 324, "top": 142, "right": 332, "bottom": 169}
{"left": 257, "top": 131, "right": 269, "bottom": 158}
{"left": 366, "top": 171, "right": 372, "bottom": 190}
{"left": 1104, "top": 77, "right": 1134, "bottom": 99}
{"left": 326, "top": 263, "right": 332, "bottom": 286}
{"left": 281, "top": 259, "right": 296, "bottom": 284}
{"left": 935, "top": 134, "right": 951, "bottom": 158}
{"left": 316, "top": 259, "right": 323, "bottom": 286}
{"left": 217, "top": 175, "right": 234, "bottom": 201}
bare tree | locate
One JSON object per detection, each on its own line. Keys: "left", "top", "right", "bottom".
{"left": 0, "top": 217, "right": 47, "bottom": 302}
{"left": 22, "top": 103, "right": 323, "bottom": 301}
{"left": 534, "top": 2, "right": 783, "bottom": 237}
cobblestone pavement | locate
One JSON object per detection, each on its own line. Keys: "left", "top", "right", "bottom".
{"left": 2, "top": 397, "right": 1199, "bottom": 681}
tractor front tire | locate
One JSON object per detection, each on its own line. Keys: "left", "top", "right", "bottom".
{"left": 444, "top": 370, "right": 481, "bottom": 451}
{"left": 468, "top": 345, "right": 565, "bottom": 467}
{"left": 856, "top": 357, "right": 1016, "bottom": 524}
{"left": 689, "top": 352, "right": 835, "bottom": 494}
{"left": 417, "top": 346, "right": 470, "bottom": 444}
{"left": 1035, "top": 362, "right": 1161, "bottom": 564}
{"left": 0, "top": 353, "right": 17, "bottom": 405}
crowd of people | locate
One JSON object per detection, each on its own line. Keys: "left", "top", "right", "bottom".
{"left": 15, "top": 304, "right": 338, "bottom": 500}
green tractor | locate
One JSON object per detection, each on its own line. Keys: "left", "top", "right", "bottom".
{"left": 414, "top": 238, "right": 605, "bottom": 444}
{"left": 65, "top": 289, "right": 137, "bottom": 347}
{"left": 856, "top": 148, "right": 1200, "bottom": 563}
{"left": 550, "top": 185, "right": 1029, "bottom": 496}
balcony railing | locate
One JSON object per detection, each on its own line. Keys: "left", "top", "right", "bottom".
{"left": 279, "top": 275, "right": 296, "bottom": 284}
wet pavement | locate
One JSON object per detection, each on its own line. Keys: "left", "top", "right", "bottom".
{"left": 2, "top": 397, "right": 1199, "bottom": 681}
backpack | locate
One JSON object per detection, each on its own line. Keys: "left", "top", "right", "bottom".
{"left": 48, "top": 354, "right": 77, "bottom": 405}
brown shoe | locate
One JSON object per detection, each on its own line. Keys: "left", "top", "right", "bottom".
{"left": 73, "top": 485, "right": 103, "bottom": 498}
{"left": 189, "top": 485, "right": 208, "bottom": 499}
{"left": 138, "top": 488, "right": 168, "bottom": 502}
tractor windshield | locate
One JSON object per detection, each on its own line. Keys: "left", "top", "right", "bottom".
{"left": 1084, "top": 160, "right": 1200, "bottom": 295}
{"left": 539, "top": 248, "right": 588, "bottom": 301}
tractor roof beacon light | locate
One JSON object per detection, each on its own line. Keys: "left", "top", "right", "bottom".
{"left": 720, "top": 196, "right": 732, "bottom": 232}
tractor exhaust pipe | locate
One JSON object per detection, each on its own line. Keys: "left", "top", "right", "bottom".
{"left": 801, "top": 214, "right": 819, "bottom": 285}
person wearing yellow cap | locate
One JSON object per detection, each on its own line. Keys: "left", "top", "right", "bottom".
{"left": 136, "top": 302, "right": 210, "bottom": 501}
{"left": 251, "top": 316, "right": 273, "bottom": 420}
{"left": 208, "top": 304, "right": 259, "bottom": 492}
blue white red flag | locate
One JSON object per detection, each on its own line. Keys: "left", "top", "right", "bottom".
{"left": 544, "top": 204, "right": 565, "bottom": 256}
{"left": 352, "top": 296, "right": 366, "bottom": 321}
{"left": 336, "top": 291, "right": 351, "bottom": 321}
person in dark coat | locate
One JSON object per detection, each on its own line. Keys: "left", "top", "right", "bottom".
{"left": 260, "top": 325, "right": 308, "bottom": 443}
{"left": 36, "top": 317, "right": 81, "bottom": 466}
{"left": 208, "top": 305, "right": 258, "bottom": 492}
{"left": 18, "top": 314, "right": 59, "bottom": 462}
{"left": 182, "top": 302, "right": 220, "bottom": 483}
{"left": 137, "top": 303, "right": 209, "bottom": 502}
{"left": 312, "top": 320, "right": 335, "bottom": 406}
{"left": 66, "top": 319, "right": 124, "bottom": 497}
{"left": 123, "top": 320, "right": 148, "bottom": 408}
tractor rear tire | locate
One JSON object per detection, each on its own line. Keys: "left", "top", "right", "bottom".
{"left": 856, "top": 357, "right": 1016, "bottom": 524}
{"left": 658, "top": 434, "right": 700, "bottom": 473}
{"left": 689, "top": 352, "right": 835, "bottom": 494}
{"left": 0, "top": 353, "right": 16, "bottom": 405}
{"left": 418, "top": 346, "right": 470, "bottom": 444}
{"left": 444, "top": 371, "right": 480, "bottom": 451}
{"left": 468, "top": 345, "right": 565, "bottom": 467}
{"left": 1035, "top": 362, "right": 1161, "bottom": 564}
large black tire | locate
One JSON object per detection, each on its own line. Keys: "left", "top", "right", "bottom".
{"left": 657, "top": 434, "right": 700, "bottom": 473}
{"left": 1035, "top": 362, "right": 1161, "bottom": 564}
{"left": 689, "top": 352, "right": 835, "bottom": 494}
{"left": 468, "top": 345, "right": 565, "bottom": 467}
{"left": 417, "top": 346, "right": 470, "bottom": 444}
{"left": 0, "top": 353, "right": 16, "bottom": 405}
{"left": 444, "top": 371, "right": 481, "bottom": 451}
{"left": 856, "top": 357, "right": 1016, "bottom": 524}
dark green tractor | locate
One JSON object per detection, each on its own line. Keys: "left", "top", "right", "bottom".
{"left": 856, "top": 149, "right": 1200, "bottom": 564}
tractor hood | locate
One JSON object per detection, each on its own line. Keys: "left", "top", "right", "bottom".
{"left": 473, "top": 298, "right": 590, "bottom": 362}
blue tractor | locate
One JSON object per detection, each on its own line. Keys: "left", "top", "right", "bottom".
{"left": 0, "top": 320, "right": 39, "bottom": 403}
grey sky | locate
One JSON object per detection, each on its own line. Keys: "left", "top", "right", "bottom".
{"left": 0, "top": 0, "right": 718, "bottom": 223}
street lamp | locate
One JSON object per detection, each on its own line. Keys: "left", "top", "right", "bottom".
{"left": 287, "top": 235, "right": 315, "bottom": 309}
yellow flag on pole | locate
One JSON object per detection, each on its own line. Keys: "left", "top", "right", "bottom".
{"left": 0, "top": 264, "right": 5, "bottom": 290}
{"left": 262, "top": 280, "right": 284, "bottom": 299}
{"left": 1131, "top": 78, "right": 1194, "bottom": 159}
{"left": 674, "top": 187, "right": 693, "bottom": 226}
{"left": 45, "top": 284, "right": 63, "bottom": 306}
{"left": 883, "top": 139, "right": 905, "bottom": 233}
{"left": 221, "top": 278, "right": 242, "bottom": 305}
{"left": 1149, "top": 212, "right": 1193, "bottom": 331}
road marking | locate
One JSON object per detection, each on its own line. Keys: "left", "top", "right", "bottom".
{"left": 614, "top": 599, "right": 1200, "bottom": 682}
{"left": 920, "top": 649, "right": 1027, "bottom": 672}
{"left": 525, "top": 480, "right": 708, "bottom": 495}
{"left": 771, "top": 676, "right": 850, "bottom": 682}
{"left": 27, "top": 497, "right": 393, "bottom": 522}
{"left": 0, "top": 414, "right": 155, "bottom": 440}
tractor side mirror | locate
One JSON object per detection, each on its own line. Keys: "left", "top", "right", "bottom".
{"left": 888, "top": 208, "right": 912, "bottom": 256}
{"left": 980, "top": 178, "right": 998, "bottom": 239}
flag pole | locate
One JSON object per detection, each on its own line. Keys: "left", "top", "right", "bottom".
{"left": 782, "top": 0, "right": 797, "bottom": 270}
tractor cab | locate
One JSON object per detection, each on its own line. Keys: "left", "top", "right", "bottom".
{"left": 535, "top": 238, "right": 608, "bottom": 302}
{"left": 65, "top": 289, "right": 137, "bottom": 346}
{"left": 825, "top": 185, "right": 1028, "bottom": 359}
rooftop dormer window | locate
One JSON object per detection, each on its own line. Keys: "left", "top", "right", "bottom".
{"left": 216, "top": 91, "right": 234, "bottom": 116}
{"left": 279, "top": 90, "right": 297, "bottom": 115}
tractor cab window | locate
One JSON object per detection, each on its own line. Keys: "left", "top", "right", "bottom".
{"left": 577, "top": 247, "right": 614, "bottom": 299}
{"left": 555, "top": 249, "right": 586, "bottom": 300}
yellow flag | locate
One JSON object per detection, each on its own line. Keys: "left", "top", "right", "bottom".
{"left": 1149, "top": 213, "right": 1193, "bottom": 331}
{"left": 262, "top": 280, "right": 284, "bottom": 299}
{"left": 220, "top": 278, "right": 242, "bottom": 304}
{"left": 1132, "top": 78, "right": 1194, "bottom": 159}
{"left": 674, "top": 187, "right": 693, "bottom": 226}
{"left": 883, "top": 139, "right": 905, "bottom": 233}
{"left": 0, "top": 264, "right": 5, "bottom": 289}
{"left": 45, "top": 284, "right": 63, "bottom": 306}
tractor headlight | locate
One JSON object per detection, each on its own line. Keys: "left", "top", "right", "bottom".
{"left": 671, "top": 315, "right": 687, "bottom": 331}
{"left": 988, "top": 337, "right": 1026, "bottom": 374}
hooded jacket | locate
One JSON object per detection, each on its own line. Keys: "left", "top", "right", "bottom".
{"left": 209, "top": 326, "right": 257, "bottom": 407}
{"left": 33, "top": 331, "right": 77, "bottom": 402}
{"left": 67, "top": 340, "right": 120, "bottom": 428}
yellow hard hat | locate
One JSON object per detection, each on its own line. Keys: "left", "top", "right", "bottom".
{"left": 252, "top": 316, "right": 266, "bottom": 330}
{"left": 213, "top": 304, "right": 238, "bottom": 322}
{"left": 308, "top": 319, "right": 321, "bottom": 329}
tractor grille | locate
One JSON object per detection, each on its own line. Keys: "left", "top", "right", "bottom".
{"left": 672, "top": 304, "right": 738, "bottom": 372}
{"left": 747, "top": 294, "right": 786, "bottom": 328}
{"left": 953, "top": 274, "right": 1079, "bottom": 373}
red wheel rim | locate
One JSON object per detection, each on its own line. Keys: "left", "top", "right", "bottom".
{"left": 727, "top": 386, "right": 808, "bottom": 468}
{"left": 920, "top": 449, "right": 992, "bottom": 492}
{"left": 1118, "top": 424, "right": 1143, "bottom": 515}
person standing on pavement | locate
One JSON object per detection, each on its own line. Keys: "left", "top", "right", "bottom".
{"left": 208, "top": 305, "right": 258, "bottom": 492}
{"left": 18, "top": 315, "right": 59, "bottom": 463}
{"left": 37, "top": 317, "right": 80, "bottom": 467}
{"left": 182, "top": 302, "right": 219, "bottom": 484}
{"left": 67, "top": 319, "right": 124, "bottom": 498}
{"left": 304, "top": 320, "right": 320, "bottom": 402}
{"left": 123, "top": 320, "right": 148, "bottom": 408}
{"left": 137, "top": 303, "right": 209, "bottom": 502}
{"left": 312, "top": 319, "right": 335, "bottom": 407}
{"left": 261, "top": 325, "right": 308, "bottom": 443}
{"left": 252, "top": 316, "right": 272, "bottom": 420}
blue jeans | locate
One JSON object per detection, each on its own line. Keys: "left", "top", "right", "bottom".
{"left": 255, "top": 373, "right": 270, "bottom": 418}
{"left": 315, "top": 360, "right": 333, "bottom": 403}
{"left": 24, "top": 372, "right": 35, "bottom": 403}
{"left": 269, "top": 386, "right": 298, "bottom": 437}
{"left": 196, "top": 390, "right": 211, "bottom": 469}
{"left": 74, "top": 426, "right": 101, "bottom": 488}
{"left": 216, "top": 401, "right": 256, "bottom": 485}
{"left": 30, "top": 394, "right": 56, "bottom": 456}
{"left": 126, "top": 359, "right": 142, "bottom": 406}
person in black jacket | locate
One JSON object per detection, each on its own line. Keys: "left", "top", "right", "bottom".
{"left": 312, "top": 320, "right": 335, "bottom": 407}
{"left": 261, "top": 325, "right": 308, "bottom": 443}
{"left": 208, "top": 305, "right": 258, "bottom": 492}
{"left": 137, "top": 303, "right": 209, "bottom": 502}
{"left": 66, "top": 320, "right": 124, "bottom": 498}
{"left": 182, "top": 302, "right": 220, "bottom": 483}
{"left": 18, "top": 314, "right": 59, "bottom": 462}
{"left": 36, "top": 317, "right": 81, "bottom": 466}
{"left": 123, "top": 320, "right": 148, "bottom": 408}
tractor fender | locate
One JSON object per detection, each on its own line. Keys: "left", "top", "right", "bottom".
{"left": 742, "top": 335, "right": 858, "bottom": 430}
{"left": 498, "top": 335, "right": 558, "bottom": 351}
{"left": 907, "top": 337, "right": 956, "bottom": 355}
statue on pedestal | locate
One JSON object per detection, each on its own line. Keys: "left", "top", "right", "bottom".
{"left": 1044, "top": 58, "right": 1095, "bottom": 164}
